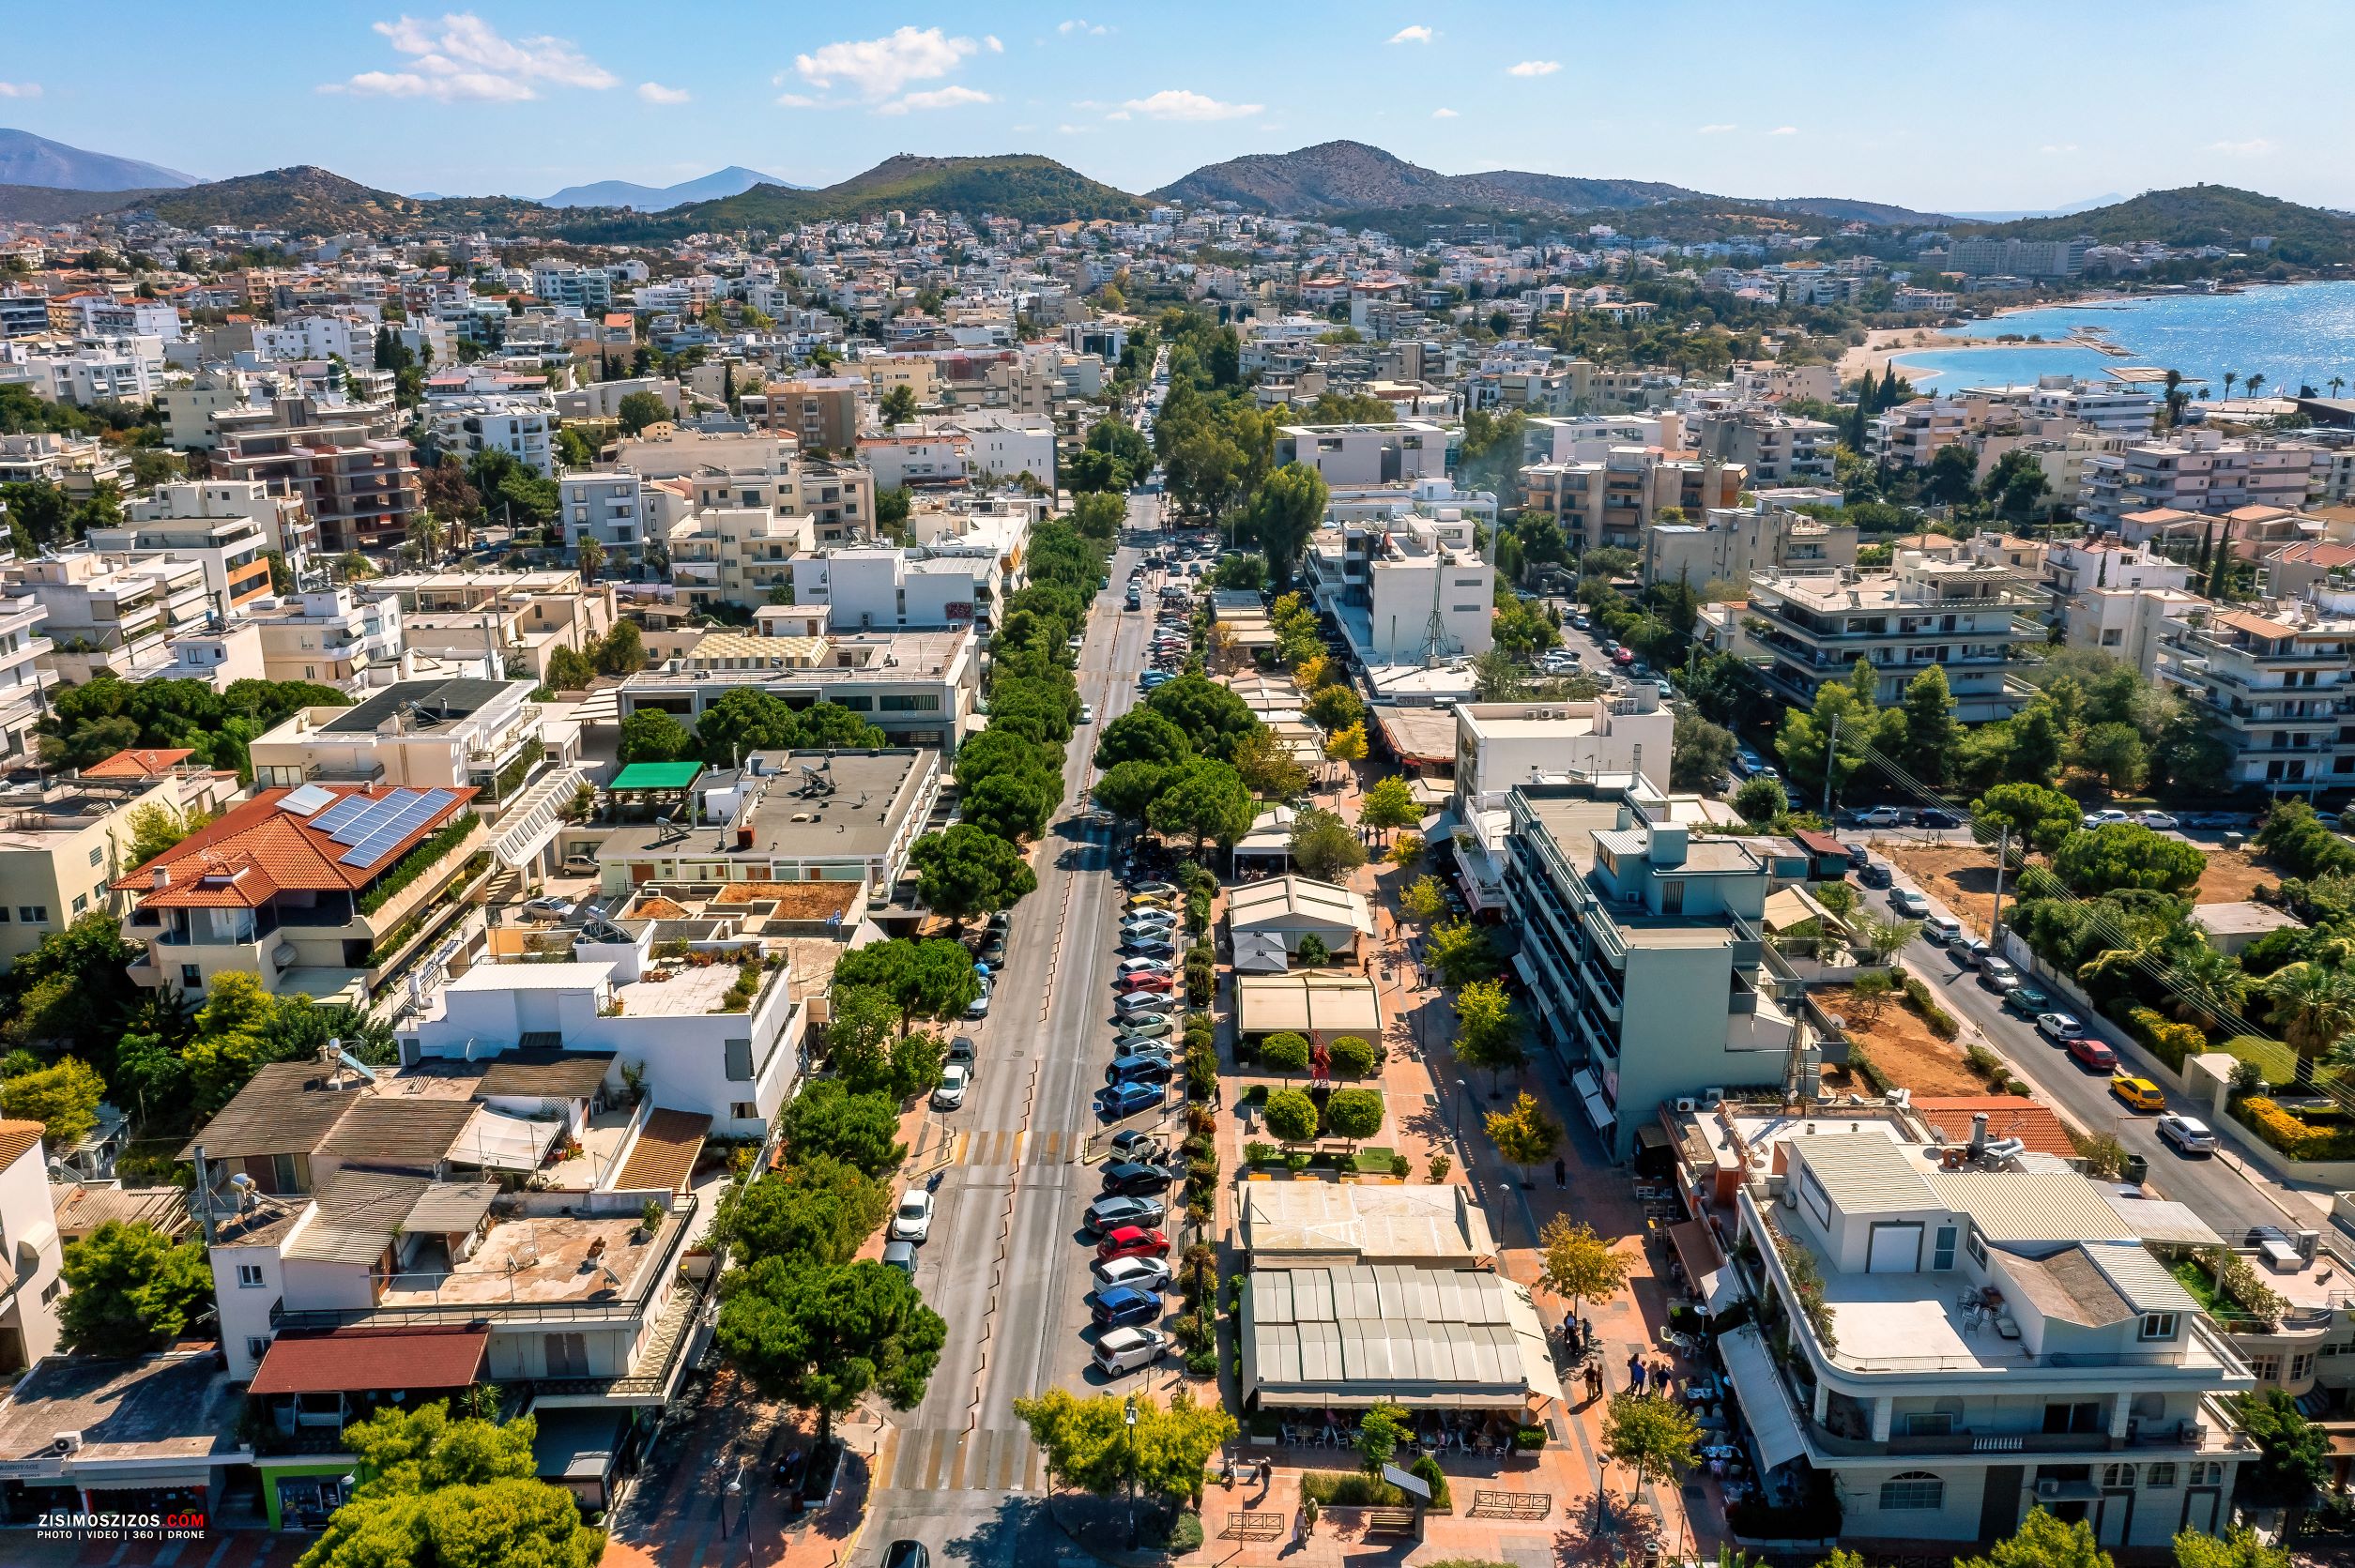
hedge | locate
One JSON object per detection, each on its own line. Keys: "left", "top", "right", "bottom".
{"left": 2238, "top": 1096, "right": 2355, "bottom": 1161}
{"left": 2103, "top": 999, "right": 2209, "bottom": 1073}
{"left": 1901, "top": 974, "right": 1959, "bottom": 1040}
{"left": 357, "top": 813, "right": 480, "bottom": 915}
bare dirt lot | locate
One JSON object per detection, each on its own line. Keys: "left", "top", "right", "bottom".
{"left": 1814, "top": 982, "right": 1992, "bottom": 1097}
{"left": 1888, "top": 839, "right": 2286, "bottom": 928}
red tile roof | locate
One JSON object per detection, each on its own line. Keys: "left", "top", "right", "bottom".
{"left": 248, "top": 1327, "right": 488, "bottom": 1396}
{"left": 1911, "top": 1097, "right": 2077, "bottom": 1161}
{"left": 82, "top": 748, "right": 194, "bottom": 779}
{"left": 118, "top": 784, "right": 477, "bottom": 910}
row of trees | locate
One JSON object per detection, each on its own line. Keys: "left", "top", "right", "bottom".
{"left": 616, "top": 690, "right": 885, "bottom": 771}
{"left": 39, "top": 674, "right": 355, "bottom": 781}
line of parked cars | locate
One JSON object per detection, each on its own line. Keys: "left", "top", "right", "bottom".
{"left": 1088, "top": 864, "right": 1185, "bottom": 1377}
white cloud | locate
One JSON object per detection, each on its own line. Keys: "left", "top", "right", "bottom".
{"left": 1105, "top": 110, "right": 1130, "bottom": 121}
{"left": 793, "top": 26, "right": 981, "bottom": 102}
{"left": 1768, "top": 125, "right": 1797, "bottom": 135}
{"left": 330, "top": 12, "right": 618, "bottom": 100}
{"left": 879, "top": 84, "right": 992, "bottom": 114}
{"left": 2039, "top": 142, "right": 2078, "bottom": 155}
{"left": 1697, "top": 122, "right": 1736, "bottom": 134}
{"left": 0, "top": 82, "right": 40, "bottom": 99}
{"left": 1506, "top": 60, "right": 1560, "bottom": 77}
{"left": 1058, "top": 19, "right": 1111, "bottom": 35}
{"left": 2208, "top": 137, "right": 2273, "bottom": 155}
{"left": 1389, "top": 24, "right": 1436, "bottom": 43}
{"left": 1430, "top": 107, "right": 1458, "bottom": 118}
{"left": 774, "top": 91, "right": 821, "bottom": 108}
{"left": 1117, "top": 88, "right": 1262, "bottom": 121}
{"left": 637, "top": 82, "right": 691, "bottom": 104}
{"left": 1055, "top": 123, "right": 1090, "bottom": 134}
{"left": 985, "top": 35, "right": 1002, "bottom": 53}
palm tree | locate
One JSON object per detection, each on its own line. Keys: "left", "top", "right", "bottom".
{"left": 2331, "top": 375, "right": 2347, "bottom": 400}
{"left": 2170, "top": 941, "right": 2254, "bottom": 1028}
{"left": 2246, "top": 373, "right": 2268, "bottom": 400}
{"left": 2264, "top": 963, "right": 2355, "bottom": 1086}
{"left": 2223, "top": 372, "right": 2239, "bottom": 401}
{"left": 2078, "top": 931, "right": 2166, "bottom": 989}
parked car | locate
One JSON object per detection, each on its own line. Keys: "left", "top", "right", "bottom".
{"left": 1092, "top": 1325, "right": 1169, "bottom": 1376}
{"left": 1921, "top": 914, "right": 1964, "bottom": 946}
{"left": 1117, "top": 955, "right": 1175, "bottom": 977}
{"left": 1115, "top": 989, "right": 1173, "bottom": 1014}
{"left": 1917, "top": 808, "right": 1961, "bottom": 830}
{"left": 2036, "top": 1012, "right": 2087, "bottom": 1043}
{"left": 1121, "top": 912, "right": 1180, "bottom": 936}
{"left": 964, "top": 986, "right": 991, "bottom": 1019}
{"left": 1122, "top": 937, "right": 1177, "bottom": 959}
{"left": 1955, "top": 936, "right": 1992, "bottom": 968}
{"left": 2112, "top": 1075, "right": 2166, "bottom": 1113}
{"left": 2081, "top": 809, "right": 2133, "bottom": 830}
{"left": 1095, "top": 1225, "right": 1171, "bottom": 1262}
{"left": 1095, "top": 1081, "right": 1162, "bottom": 1119}
{"left": 2157, "top": 1113, "right": 2220, "bottom": 1155}
{"left": 947, "top": 1034, "right": 979, "bottom": 1064}
{"left": 1091, "top": 1285, "right": 1164, "bottom": 1329}
{"left": 2002, "top": 985, "right": 2052, "bottom": 1018}
{"left": 881, "top": 1240, "right": 917, "bottom": 1275}
{"left": 1116, "top": 975, "right": 1174, "bottom": 998}
{"left": 1735, "top": 746, "right": 1766, "bottom": 777}
{"left": 1857, "top": 860, "right": 1892, "bottom": 890}
{"left": 523, "top": 895, "right": 574, "bottom": 919}
{"left": 891, "top": 1190, "right": 936, "bottom": 1242}
{"left": 1613, "top": 647, "right": 1635, "bottom": 665}
{"left": 1084, "top": 1195, "right": 1167, "bottom": 1235}
{"left": 931, "top": 1063, "right": 971, "bottom": 1110}
{"left": 1127, "top": 881, "right": 1180, "bottom": 898}
{"left": 1889, "top": 889, "right": 1930, "bottom": 918}
{"left": 1852, "top": 806, "right": 1906, "bottom": 829}
{"left": 2136, "top": 811, "right": 2179, "bottom": 830}
{"left": 1126, "top": 891, "right": 1177, "bottom": 909}
{"left": 978, "top": 936, "right": 1007, "bottom": 967}
{"left": 1842, "top": 842, "right": 1873, "bottom": 869}
{"left": 882, "top": 1542, "right": 929, "bottom": 1568}
{"left": 1106, "top": 1056, "right": 1176, "bottom": 1086}
{"left": 1100, "top": 1161, "right": 1179, "bottom": 1196}
{"left": 1979, "top": 957, "right": 2022, "bottom": 993}
{"left": 2067, "top": 1034, "right": 2119, "bottom": 1072}
{"left": 1108, "top": 1128, "right": 1166, "bottom": 1162}
{"left": 1093, "top": 1254, "right": 1174, "bottom": 1292}
{"left": 1116, "top": 1016, "right": 1175, "bottom": 1041}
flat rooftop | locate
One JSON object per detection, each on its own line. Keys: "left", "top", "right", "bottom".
{"left": 600, "top": 749, "right": 930, "bottom": 863}
{"left": 0, "top": 1351, "right": 243, "bottom": 1467}
{"left": 379, "top": 1210, "right": 666, "bottom": 1308}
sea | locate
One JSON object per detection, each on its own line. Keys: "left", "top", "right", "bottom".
{"left": 1888, "top": 279, "right": 2355, "bottom": 396}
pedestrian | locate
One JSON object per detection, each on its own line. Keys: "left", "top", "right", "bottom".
{"left": 1628, "top": 1352, "right": 1645, "bottom": 1393}
{"left": 1554, "top": 1157, "right": 1568, "bottom": 1189}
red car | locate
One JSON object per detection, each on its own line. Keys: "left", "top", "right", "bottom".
{"left": 1096, "top": 1225, "right": 1170, "bottom": 1261}
{"left": 1117, "top": 971, "right": 1175, "bottom": 994}
{"left": 2067, "top": 1034, "right": 2118, "bottom": 1072}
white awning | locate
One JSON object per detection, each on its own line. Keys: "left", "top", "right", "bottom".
{"left": 1703, "top": 1266, "right": 1746, "bottom": 1314}
{"left": 1511, "top": 951, "right": 1540, "bottom": 989}
{"left": 1719, "top": 1324, "right": 1809, "bottom": 1472}
{"left": 448, "top": 1105, "right": 564, "bottom": 1171}
{"left": 1571, "top": 1068, "right": 1613, "bottom": 1133}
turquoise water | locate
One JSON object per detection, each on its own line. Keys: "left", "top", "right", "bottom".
{"left": 1889, "top": 280, "right": 2355, "bottom": 395}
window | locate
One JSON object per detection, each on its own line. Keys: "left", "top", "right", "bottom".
{"left": 40, "top": 1278, "right": 60, "bottom": 1304}
{"left": 2293, "top": 1352, "right": 2317, "bottom": 1380}
{"left": 543, "top": 1332, "right": 589, "bottom": 1378}
{"left": 1932, "top": 1225, "right": 1958, "bottom": 1271}
{"left": 88, "top": 845, "right": 104, "bottom": 867}
{"left": 2251, "top": 1354, "right": 2282, "bottom": 1381}
{"left": 70, "top": 893, "right": 86, "bottom": 916}
{"left": 2191, "top": 1462, "right": 2224, "bottom": 1487}
{"left": 1798, "top": 1165, "right": 1831, "bottom": 1226}
{"left": 729, "top": 1101, "right": 759, "bottom": 1120}
{"left": 1659, "top": 880, "right": 1685, "bottom": 914}
{"left": 1965, "top": 1227, "right": 1988, "bottom": 1267}
{"left": 2140, "top": 1313, "right": 2178, "bottom": 1342}
{"left": 1879, "top": 1473, "right": 1943, "bottom": 1511}
{"left": 1900, "top": 1410, "right": 1956, "bottom": 1437}
{"left": 181, "top": 965, "right": 202, "bottom": 988}
{"left": 879, "top": 693, "right": 940, "bottom": 712}
{"left": 237, "top": 1264, "right": 266, "bottom": 1287}
{"left": 17, "top": 906, "right": 45, "bottom": 924}
{"left": 2145, "top": 1463, "right": 2179, "bottom": 1489}
{"left": 246, "top": 1336, "right": 268, "bottom": 1361}
{"left": 2101, "top": 1463, "right": 2136, "bottom": 1489}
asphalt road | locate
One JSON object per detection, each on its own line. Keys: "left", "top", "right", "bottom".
{"left": 859, "top": 537, "right": 1173, "bottom": 1564}
{"left": 1858, "top": 873, "right": 2304, "bottom": 1241}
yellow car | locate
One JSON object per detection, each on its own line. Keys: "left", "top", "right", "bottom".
{"left": 1126, "top": 891, "right": 1176, "bottom": 909}
{"left": 2111, "top": 1075, "right": 2166, "bottom": 1113}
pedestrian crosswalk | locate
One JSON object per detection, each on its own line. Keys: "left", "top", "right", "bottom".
{"left": 890, "top": 1424, "right": 1040, "bottom": 1492}
{"left": 956, "top": 1129, "right": 1072, "bottom": 1166}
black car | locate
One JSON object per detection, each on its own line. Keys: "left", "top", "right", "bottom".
{"left": 1857, "top": 860, "right": 1892, "bottom": 890}
{"left": 1918, "top": 808, "right": 1961, "bottom": 830}
{"left": 883, "top": 1544, "right": 929, "bottom": 1568}
{"left": 1100, "top": 1160, "right": 1181, "bottom": 1195}
{"left": 1107, "top": 1056, "right": 1176, "bottom": 1085}
{"left": 947, "top": 1034, "right": 978, "bottom": 1064}
{"left": 1842, "top": 842, "right": 1872, "bottom": 870}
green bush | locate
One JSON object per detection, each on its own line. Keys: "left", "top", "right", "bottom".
{"left": 1901, "top": 973, "right": 1959, "bottom": 1040}
{"left": 1408, "top": 1453, "right": 1451, "bottom": 1510}
{"left": 1300, "top": 1471, "right": 1408, "bottom": 1507}
{"left": 1326, "top": 1035, "right": 1377, "bottom": 1078}
{"left": 2105, "top": 1000, "right": 2209, "bottom": 1072}
{"left": 2239, "top": 1096, "right": 2355, "bottom": 1161}
{"left": 1511, "top": 1426, "right": 1546, "bottom": 1451}
{"left": 1245, "top": 1140, "right": 1279, "bottom": 1165}
{"left": 2258, "top": 801, "right": 2355, "bottom": 880}
{"left": 356, "top": 812, "right": 481, "bottom": 915}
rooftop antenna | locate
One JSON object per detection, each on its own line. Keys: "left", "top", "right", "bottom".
{"left": 1418, "top": 557, "right": 1453, "bottom": 669}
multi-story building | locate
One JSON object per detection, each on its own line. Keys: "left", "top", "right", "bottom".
{"left": 0, "top": 292, "right": 50, "bottom": 340}
{"left": 559, "top": 470, "right": 668, "bottom": 558}
{"left": 1520, "top": 449, "right": 1747, "bottom": 555}
{"left": 856, "top": 430, "right": 971, "bottom": 491}
{"left": 2028, "top": 379, "right": 2158, "bottom": 438}
{"left": 1643, "top": 504, "right": 1858, "bottom": 592}
{"left": 789, "top": 546, "right": 1000, "bottom": 632}
{"left": 0, "top": 1120, "right": 63, "bottom": 1375}
{"left": 529, "top": 262, "right": 615, "bottom": 313}
{"left": 2156, "top": 600, "right": 2355, "bottom": 795}
{"left": 1274, "top": 421, "right": 1444, "bottom": 487}
{"left": 5, "top": 552, "right": 212, "bottom": 684}
{"left": 213, "top": 396, "right": 421, "bottom": 556}
{"left": 928, "top": 411, "right": 1055, "bottom": 485}
{"left": 0, "top": 591, "right": 50, "bottom": 764}
{"left": 2081, "top": 433, "right": 2319, "bottom": 530}
{"left": 2056, "top": 584, "right": 2205, "bottom": 677}
{"left": 666, "top": 508, "right": 815, "bottom": 611}
{"left": 1693, "top": 409, "right": 1840, "bottom": 486}
{"left": 1868, "top": 399, "right": 1969, "bottom": 469}
{"left": 95, "top": 480, "right": 286, "bottom": 611}
{"left": 745, "top": 376, "right": 863, "bottom": 452}
{"left": 158, "top": 369, "right": 250, "bottom": 449}
{"left": 1741, "top": 553, "right": 2040, "bottom": 722}
{"left": 247, "top": 677, "right": 573, "bottom": 815}
{"left": 0, "top": 757, "right": 232, "bottom": 968}
{"left": 1500, "top": 779, "right": 1800, "bottom": 1163}
{"left": 609, "top": 430, "right": 873, "bottom": 540}
{"left": 619, "top": 626, "right": 978, "bottom": 754}
{"left": 244, "top": 588, "right": 405, "bottom": 688}
{"left": 1452, "top": 695, "right": 1674, "bottom": 811}
{"left": 1721, "top": 1132, "right": 2251, "bottom": 1549}
{"left": 250, "top": 313, "right": 377, "bottom": 365}
{"left": 425, "top": 392, "right": 557, "bottom": 477}
{"left": 1302, "top": 511, "right": 1493, "bottom": 668}
{"left": 1946, "top": 237, "right": 2089, "bottom": 278}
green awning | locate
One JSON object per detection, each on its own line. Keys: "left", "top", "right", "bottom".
{"left": 608, "top": 762, "right": 703, "bottom": 791}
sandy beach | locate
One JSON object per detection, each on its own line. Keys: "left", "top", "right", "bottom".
{"left": 1840, "top": 327, "right": 1978, "bottom": 378}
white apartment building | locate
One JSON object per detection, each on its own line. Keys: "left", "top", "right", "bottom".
{"left": 426, "top": 392, "right": 557, "bottom": 477}
{"left": 530, "top": 262, "right": 615, "bottom": 313}
{"left": 1452, "top": 695, "right": 1674, "bottom": 811}
{"left": 0, "top": 593, "right": 49, "bottom": 763}
{"left": 2156, "top": 600, "right": 2355, "bottom": 795}
{"left": 0, "top": 1120, "right": 62, "bottom": 1374}
{"left": 619, "top": 627, "right": 978, "bottom": 754}
{"left": 857, "top": 430, "right": 971, "bottom": 491}
{"left": 926, "top": 411, "right": 1055, "bottom": 484}
{"left": 158, "top": 369, "right": 252, "bottom": 450}
{"left": 2028, "top": 378, "right": 2158, "bottom": 438}
{"left": 788, "top": 547, "right": 995, "bottom": 632}
{"left": 245, "top": 588, "right": 405, "bottom": 688}
{"left": 0, "top": 340, "right": 158, "bottom": 406}
{"left": 7, "top": 552, "right": 213, "bottom": 685}
{"left": 1867, "top": 399, "right": 1968, "bottom": 468}
{"left": 1275, "top": 421, "right": 1445, "bottom": 487}
{"left": 1726, "top": 1134, "right": 2250, "bottom": 1549}
{"left": 248, "top": 677, "right": 577, "bottom": 821}
{"left": 251, "top": 313, "right": 377, "bottom": 366}
{"left": 1694, "top": 409, "right": 1840, "bottom": 486}
{"left": 552, "top": 375, "right": 681, "bottom": 423}
{"left": 2082, "top": 433, "right": 2320, "bottom": 529}
{"left": 560, "top": 469, "right": 679, "bottom": 557}
{"left": 1644, "top": 504, "right": 1858, "bottom": 591}
{"left": 100, "top": 480, "right": 293, "bottom": 610}
{"left": 609, "top": 431, "right": 874, "bottom": 540}
{"left": 1304, "top": 512, "right": 1494, "bottom": 668}
{"left": 1741, "top": 554, "right": 2040, "bottom": 722}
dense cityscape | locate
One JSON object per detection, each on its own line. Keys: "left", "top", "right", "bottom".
{"left": 11, "top": 11, "right": 2355, "bottom": 1568}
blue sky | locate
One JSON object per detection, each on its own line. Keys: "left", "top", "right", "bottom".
{"left": 6, "top": 2, "right": 2354, "bottom": 211}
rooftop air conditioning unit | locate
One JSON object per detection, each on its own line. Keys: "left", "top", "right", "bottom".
{"left": 1674, "top": 1097, "right": 1697, "bottom": 1113}
{"left": 1702, "top": 1088, "right": 1725, "bottom": 1109}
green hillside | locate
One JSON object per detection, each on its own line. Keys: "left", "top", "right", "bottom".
{"left": 128, "top": 166, "right": 575, "bottom": 235}
{"left": 1961, "top": 185, "right": 2355, "bottom": 265}
{"left": 558, "top": 154, "right": 1144, "bottom": 239}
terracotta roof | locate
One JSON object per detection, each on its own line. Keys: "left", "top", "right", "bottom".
{"left": 248, "top": 1327, "right": 487, "bottom": 1396}
{"left": 1792, "top": 829, "right": 1848, "bottom": 858}
{"left": 1910, "top": 1097, "right": 2076, "bottom": 1161}
{"left": 82, "top": 748, "right": 194, "bottom": 779}
{"left": 0, "top": 1119, "right": 43, "bottom": 1172}
{"left": 615, "top": 1108, "right": 710, "bottom": 1194}
{"left": 118, "top": 784, "right": 477, "bottom": 909}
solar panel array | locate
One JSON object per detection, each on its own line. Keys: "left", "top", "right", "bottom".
{"left": 277, "top": 783, "right": 338, "bottom": 817}
{"left": 320, "top": 788, "right": 461, "bottom": 868}
{"left": 309, "top": 794, "right": 375, "bottom": 836}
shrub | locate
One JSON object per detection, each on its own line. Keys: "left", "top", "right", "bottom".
{"left": 2107, "top": 1001, "right": 2209, "bottom": 1072}
{"left": 1259, "top": 1032, "right": 1312, "bottom": 1074}
{"left": 1511, "top": 1426, "right": 1546, "bottom": 1451}
{"left": 1408, "top": 1453, "right": 1451, "bottom": 1510}
{"left": 1300, "top": 1471, "right": 1408, "bottom": 1507}
{"left": 1326, "top": 1035, "right": 1377, "bottom": 1078}
{"left": 1963, "top": 1044, "right": 2004, "bottom": 1081}
{"left": 1900, "top": 974, "right": 1959, "bottom": 1040}
{"left": 1245, "top": 1140, "right": 1279, "bottom": 1165}
{"left": 2239, "top": 1097, "right": 2355, "bottom": 1161}
{"left": 1390, "top": 1153, "right": 1411, "bottom": 1178}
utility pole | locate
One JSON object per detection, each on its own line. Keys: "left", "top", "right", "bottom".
{"left": 1989, "top": 825, "right": 2011, "bottom": 949}
{"left": 1821, "top": 709, "right": 1839, "bottom": 821}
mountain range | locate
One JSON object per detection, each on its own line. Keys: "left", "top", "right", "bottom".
{"left": 540, "top": 166, "right": 803, "bottom": 211}
{"left": 0, "top": 129, "right": 193, "bottom": 191}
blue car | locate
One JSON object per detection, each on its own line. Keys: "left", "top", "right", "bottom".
{"left": 1106, "top": 1056, "right": 1176, "bottom": 1085}
{"left": 1122, "top": 937, "right": 1177, "bottom": 959}
{"left": 1097, "top": 1081, "right": 1161, "bottom": 1119}
{"left": 1092, "top": 1285, "right": 1164, "bottom": 1329}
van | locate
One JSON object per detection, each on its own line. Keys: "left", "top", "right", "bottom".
{"left": 1921, "top": 914, "right": 1964, "bottom": 948}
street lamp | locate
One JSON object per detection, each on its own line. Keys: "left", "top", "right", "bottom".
{"left": 1455, "top": 1077, "right": 1469, "bottom": 1133}
{"left": 1124, "top": 1395, "right": 1140, "bottom": 1548}
{"left": 723, "top": 1461, "right": 745, "bottom": 1538}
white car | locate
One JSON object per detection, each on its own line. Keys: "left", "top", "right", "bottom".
{"left": 2136, "top": 811, "right": 2179, "bottom": 830}
{"left": 2157, "top": 1113, "right": 2219, "bottom": 1155}
{"left": 964, "top": 986, "right": 991, "bottom": 1020}
{"left": 523, "top": 895, "right": 574, "bottom": 918}
{"left": 1093, "top": 1325, "right": 1169, "bottom": 1376}
{"left": 2081, "top": 809, "right": 2133, "bottom": 830}
{"left": 1116, "top": 956, "right": 1174, "bottom": 978}
{"left": 932, "top": 1062, "right": 971, "bottom": 1110}
{"left": 1078, "top": 704, "right": 1095, "bottom": 724}
{"left": 891, "top": 1189, "right": 936, "bottom": 1242}
{"left": 1852, "top": 807, "right": 1905, "bottom": 829}
{"left": 1092, "top": 1255, "right": 1175, "bottom": 1292}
